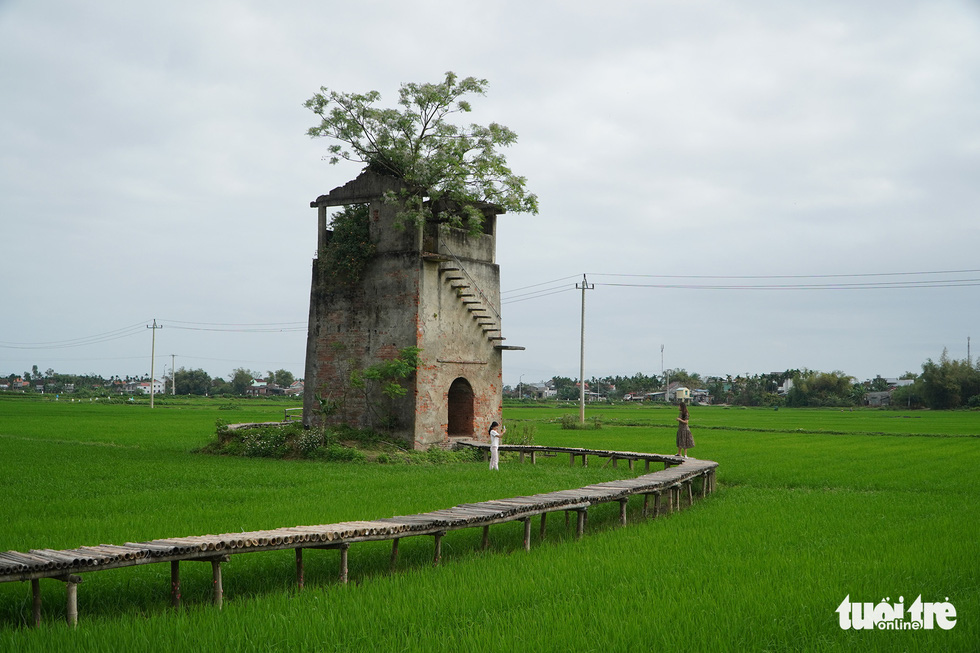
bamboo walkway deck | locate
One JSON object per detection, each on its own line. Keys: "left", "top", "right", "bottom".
{"left": 1, "top": 442, "right": 718, "bottom": 627}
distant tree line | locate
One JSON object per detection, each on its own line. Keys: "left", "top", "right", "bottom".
{"left": 511, "top": 349, "right": 980, "bottom": 410}
{"left": 3, "top": 366, "right": 299, "bottom": 397}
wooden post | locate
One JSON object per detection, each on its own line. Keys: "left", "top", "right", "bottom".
{"left": 628, "top": 458, "right": 635, "bottom": 471}
{"left": 645, "top": 460, "right": 650, "bottom": 472}
{"left": 530, "top": 451, "right": 537, "bottom": 464}
{"left": 654, "top": 492, "right": 662, "bottom": 517}
{"left": 390, "top": 538, "right": 400, "bottom": 572}
{"left": 522, "top": 518, "right": 532, "bottom": 551}
{"left": 619, "top": 498, "right": 628, "bottom": 526}
{"left": 481, "top": 525, "right": 490, "bottom": 550}
{"left": 570, "top": 452, "right": 575, "bottom": 466}
{"left": 611, "top": 456, "right": 618, "bottom": 469}
{"left": 702, "top": 473, "right": 709, "bottom": 498}
{"left": 582, "top": 454, "right": 588, "bottom": 467}
{"left": 539, "top": 512, "right": 548, "bottom": 540}
{"left": 339, "top": 543, "right": 350, "bottom": 583}
{"left": 564, "top": 510, "right": 570, "bottom": 528}
{"left": 686, "top": 481, "right": 693, "bottom": 507}
{"left": 171, "top": 560, "right": 181, "bottom": 607}
{"left": 295, "top": 549, "right": 304, "bottom": 590}
{"left": 642, "top": 493, "right": 650, "bottom": 518}
{"left": 31, "top": 578, "right": 41, "bottom": 627}
{"left": 575, "top": 509, "right": 587, "bottom": 539}
{"left": 65, "top": 576, "right": 81, "bottom": 627}
{"left": 433, "top": 532, "right": 445, "bottom": 565}
{"left": 211, "top": 560, "right": 223, "bottom": 609}
{"left": 519, "top": 451, "right": 525, "bottom": 463}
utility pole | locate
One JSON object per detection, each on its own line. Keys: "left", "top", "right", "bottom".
{"left": 576, "top": 274, "right": 594, "bottom": 424}
{"left": 147, "top": 319, "right": 162, "bottom": 408}
{"left": 171, "top": 354, "right": 177, "bottom": 395}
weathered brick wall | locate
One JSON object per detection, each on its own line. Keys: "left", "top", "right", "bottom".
{"left": 303, "top": 173, "right": 505, "bottom": 450}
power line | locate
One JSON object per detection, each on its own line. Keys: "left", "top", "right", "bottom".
{"left": 588, "top": 268, "right": 980, "bottom": 280}
{"left": 0, "top": 321, "right": 150, "bottom": 349}
{"left": 596, "top": 279, "right": 980, "bottom": 290}
{"left": 502, "top": 274, "right": 582, "bottom": 294}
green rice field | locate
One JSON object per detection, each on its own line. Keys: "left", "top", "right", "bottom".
{"left": 0, "top": 397, "right": 977, "bottom": 651}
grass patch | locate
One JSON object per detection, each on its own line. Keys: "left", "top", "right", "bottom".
{"left": 0, "top": 399, "right": 976, "bottom": 651}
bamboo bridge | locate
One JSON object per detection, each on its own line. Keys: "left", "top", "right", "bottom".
{"left": 0, "top": 442, "right": 718, "bottom": 627}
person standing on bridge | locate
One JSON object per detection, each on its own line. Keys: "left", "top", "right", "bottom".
{"left": 676, "top": 402, "right": 694, "bottom": 458}
{"left": 489, "top": 421, "right": 505, "bottom": 470}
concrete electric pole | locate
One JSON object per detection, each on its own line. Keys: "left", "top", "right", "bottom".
{"left": 147, "top": 319, "right": 162, "bottom": 408}
{"left": 577, "top": 274, "right": 594, "bottom": 424}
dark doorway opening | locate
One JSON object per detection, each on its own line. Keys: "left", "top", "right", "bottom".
{"left": 447, "top": 377, "right": 475, "bottom": 437}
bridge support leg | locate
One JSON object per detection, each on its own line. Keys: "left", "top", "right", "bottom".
{"left": 654, "top": 492, "right": 662, "bottom": 517}
{"left": 575, "top": 509, "right": 587, "bottom": 539}
{"left": 63, "top": 575, "right": 81, "bottom": 627}
{"left": 642, "top": 493, "right": 650, "bottom": 518}
{"left": 211, "top": 560, "right": 223, "bottom": 609}
{"left": 31, "top": 579, "right": 41, "bottom": 627}
{"left": 628, "top": 459, "right": 635, "bottom": 471}
{"left": 295, "top": 549, "right": 304, "bottom": 590}
{"left": 339, "top": 543, "right": 350, "bottom": 583}
{"left": 539, "top": 512, "right": 547, "bottom": 540}
{"left": 686, "top": 481, "right": 694, "bottom": 507}
{"left": 433, "top": 532, "right": 445, "bottom": 566}
{"left": 171, "top": 560, "right": 181, "bottom": 607}
{"left": 645, "top": 460, "right": 651, "bottom": 472}
{"left": 522, "top": 518, "right": 532, "bottom": 551}
{"left": 619, "top": 499, "right": 628, "bottom": 526}
{"left": 390, "top": 538, "right": 399, "bottom": 572}
{"left": 519, "top": 452, "right": 525, "bottom": 463}
{"left": 481, "top": 526, "right": 490, "bottom": 550}
{"left": 530, "top": 451, "right": 537, "bottom": 464}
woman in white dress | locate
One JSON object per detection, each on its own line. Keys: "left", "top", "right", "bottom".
{"left": 489, "top": 421, "right": 505, "bottom": 470}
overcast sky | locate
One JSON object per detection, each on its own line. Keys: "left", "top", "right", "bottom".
{"left": 2, "top": 0, "right": 979, "bottom": 388}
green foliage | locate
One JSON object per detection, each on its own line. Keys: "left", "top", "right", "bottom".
{"left": 503, "top": 423, "right": 536, "bottom": 446}
{"left": 2, "top": 401, "right": 978, "bottom": 651}
{"left": 919, "top": 348, "right": 980, "bottom": 409}
{"left": 559, "top": 414, "right": 602, "bottom": 430}
{"left": 321, "top": 204, "right": 375, "bottom": 284}
{"left": 172, "top": 367, "right": 212, "bottom": 395}
{"left": 344, "top": 346, "right": 421, "bottom": 431}
{"left": 305, "top": 72, "right": 538, "bottom": 233}
{"left": 230, "top": 368, "right": 255, "bottom": 395}
{"left": 785, "top": 369, "right": 856, "bottom": 407}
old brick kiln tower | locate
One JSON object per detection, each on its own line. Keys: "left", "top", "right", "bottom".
{"left": 302, "top": 171, "right": 522, "bottom": 449}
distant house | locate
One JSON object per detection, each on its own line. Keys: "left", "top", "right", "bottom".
{"left": 246, "top": 379, "right": 270, "bottom": 397}
{"left": 778, "top": 378, "right": 794, "bottom": 395}
{"left": 285, "top": 380, "right": 304, "bottom": 396}
{"left": 646, "top": 382, "right": 691, "bottom": 403}
{"left": 866, "top": 391, "right": 891, "bottom": 407}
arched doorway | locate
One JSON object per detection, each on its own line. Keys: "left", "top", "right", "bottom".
{"left": 447, "top": 377, "right": 475, "bottom": 437}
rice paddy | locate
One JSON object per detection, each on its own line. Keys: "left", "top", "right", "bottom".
{"left": 0, "top": 397, "right": 976, "bottom": 651}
